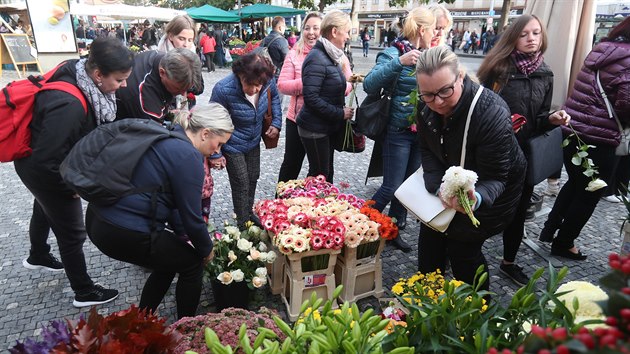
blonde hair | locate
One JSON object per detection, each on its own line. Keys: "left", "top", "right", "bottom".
{"left": 401, "top": 6, "right": 435, "bottom": 41}
{"left": 320, "top": 10, "right": 351, "bottom": 39}
{"left": 416, "top": 45, "right": 464, "bottom": 78}
{"left": 294, "top": 12, "right": 323, "bottom": 56}
{"left": 428, "top": 4, "right": 453, "bottom": 44}
{"left": 174, "top": 102, "right": 234, "bottom": 136}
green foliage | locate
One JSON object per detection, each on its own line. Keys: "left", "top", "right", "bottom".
{"left": 388, "top": 0, "right": 456, "bottom": 9}
{"left": 386, "top": 264, "right": 579, "bottom": 353}
{"left": 198, "top": 285, "right": 414, "bottom": 353}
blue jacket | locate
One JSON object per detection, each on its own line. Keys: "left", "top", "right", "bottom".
{"left": 210, "top": 73, "right": 282, "bottom": 154}
{"left": 297, "top": 40, "right": 347, "bottom": 135}
{"left": 362, "top": 47, "right": 417, "bottom": 129}
{"left": 91, "top": 125, "right": 212, "bottom": 258}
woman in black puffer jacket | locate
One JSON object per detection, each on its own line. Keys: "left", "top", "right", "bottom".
{"left": 415, "top": 46, "right": 526, "bottom": 290}
{"left": 298, "top": 9, "right": 353, "bottom": 183}
{"left": 477, "top": 14, "right": 570, "bottom": 284}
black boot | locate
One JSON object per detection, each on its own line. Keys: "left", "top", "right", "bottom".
{"left": 388, "top": 235, "right": 412, "bottom": 253}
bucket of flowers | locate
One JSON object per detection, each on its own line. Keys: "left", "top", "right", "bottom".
{"left": 203, "top": 221, "right": 277, "bottom": 311}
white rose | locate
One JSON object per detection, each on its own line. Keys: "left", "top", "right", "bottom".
{"left": 266, "top": 250, "right": 277, "bottom": 263}
{"left": 217, "top": 271, "right": 233, "bottom": 285}
{"left": 227, "top": 250, "right": 237, "bottom": 266}
{"left": 249, "top": 248, "right": 261, "bottom": 261}
{"left": 222, "top": 233, "right": 233, "bottom": 244}
{"left": 237, "top": 239, "right": 253, "bottom": 252}
{"left": 252, "top": 276, "right": 267, "bottom": 288}
{"left": 225, "top": 226, "right": 240, "bottom": 236}
{"left": 258, "top": 242, "right": 268, "bottom": 252}
{"left": 255, "top": 267, "right": 267, "bottom": 277}
{"left": 231, "top": 269, "right": 245, "bottom": 282}
{"left": 259, "top": 252, "right": 268, "bottom": 262}
{"left": 586, "top": 178, "right": 607, "bottom": 192}
{"left": 249, "top": 225, "right": 262, "bottom": 236}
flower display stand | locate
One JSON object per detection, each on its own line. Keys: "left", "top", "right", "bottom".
{"left": 282, "top": 248, "right": 341, "bottom": 321}
{"left": 334, "top": 239, "right": 385, "bottom": 303}
{"left": 266, "top": 245, "right": 285, "bottom": 295}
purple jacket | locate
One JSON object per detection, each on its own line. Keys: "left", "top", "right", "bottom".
{"left": 562, "top": 40, "right": 630, "bottom": 146}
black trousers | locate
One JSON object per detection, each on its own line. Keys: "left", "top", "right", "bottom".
{"left": 604, "top": 155, "right": 630, "bottom": 196}
{"left": 14, "top": 165, "right": 95, "bottom": 293}
{"left": 502, "top": 184, "right": 535, "bottom": 263}
{"left": 86, "top": 207, "right": 203, "bottom": 319}
{"left": 204, "top": 52, "right": 215, "bottom": 72}
{"left": 544, "top": 139, "right": 616, "bottom": 250}
{"left": 300, "top": 134, "right": 335, "bottom": 183}
{"left": 278, "top": 119, "right": 306, "bottom": 183}
{"left": 418, "top": 224, "right": 489, "bottom": 291}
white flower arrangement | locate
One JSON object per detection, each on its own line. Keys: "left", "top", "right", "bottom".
{"left": 553, "top": 280, "right": 609, "bottom": 328}
{"left": 440, "top": 166, "right": 480, "bottom": 227}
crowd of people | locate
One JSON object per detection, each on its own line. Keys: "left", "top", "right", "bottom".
{"left": 12, "top": 7, "right": 630, "bottom": 319}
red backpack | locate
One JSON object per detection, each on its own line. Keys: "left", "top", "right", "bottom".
{"left": 0, "top": 62, "right": 87, "bottom": 162}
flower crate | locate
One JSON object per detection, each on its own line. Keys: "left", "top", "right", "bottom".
{"left": 282, "top": 248, "right": 340, "bottom": 321}
{"left": 334, "top": 239, "right": 385, "bottom": 303}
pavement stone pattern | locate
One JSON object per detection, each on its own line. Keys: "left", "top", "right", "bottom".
{"left": 0, "top": 52, "right": 626, "bottom": 351}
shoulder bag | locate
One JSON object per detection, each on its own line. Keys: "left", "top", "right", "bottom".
{"left": 355, "top": 73, "right": 400, "bottom": 140}
{"left": 525, "top": 127, "right": 563, "bottom": 185}
{"left": 394, "top": 85, "right": 484, "bottom": 233}
{"left": 261, "top": 89, "right": 278, "bottom": 149}
{"left": 596, "top": 70, "right": 630, "bottom": 156}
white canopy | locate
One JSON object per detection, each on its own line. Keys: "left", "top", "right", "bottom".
{"left": 70, "top": 3, "right": 185, "bottom": 21}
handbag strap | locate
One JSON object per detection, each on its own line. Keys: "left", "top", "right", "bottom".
{"left": 596, "top": 70, "right": 624, "bottom": 133}
{"left": 267, "top": 89, "right": 272, "bottom": 116}
{"left": 460, "top": 85, "right": 484, "bottom": 166}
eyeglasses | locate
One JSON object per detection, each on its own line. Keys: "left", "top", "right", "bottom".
{"left": 419, "top": 77, "right": 458, "bottom": 103}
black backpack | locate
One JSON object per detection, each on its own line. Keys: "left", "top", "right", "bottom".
{"left": 60, "top": 119, "right": 189, "bottom": 206}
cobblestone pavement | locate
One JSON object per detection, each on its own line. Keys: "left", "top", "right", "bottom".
{"left": 0, "top": 51, "right": 625, "bottom": 350}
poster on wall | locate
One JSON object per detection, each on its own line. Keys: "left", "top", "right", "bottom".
{"left": 25, "top": 0, "right": 77, "bottom": 53}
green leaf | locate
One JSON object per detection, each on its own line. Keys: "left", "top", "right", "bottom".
{"left": 577, "top": 151, "right": 588, "bottom": 158}
{"left": 562, "top": 138, "right": 570, "bottom": 147}
{"left": 571, "top": 155, "right": 582, "bottom": 166}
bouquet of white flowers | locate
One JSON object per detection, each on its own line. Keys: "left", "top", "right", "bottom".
{"left": 440, "top": 166, "right": 480, "bottom": 227}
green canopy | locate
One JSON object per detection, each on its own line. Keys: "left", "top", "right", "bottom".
{"left": 231, "top": 4, "right": 306, "bottom": 19}
{"left": 186, "top": 4, "right": 240, "bottom": 23}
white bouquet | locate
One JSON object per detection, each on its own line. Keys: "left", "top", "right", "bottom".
{"left": 440, "top": 166, "right": 480, "bottom": 227}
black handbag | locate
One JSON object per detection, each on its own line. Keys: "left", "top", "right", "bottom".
{"left": 525, "top": 127, "right": 563, "bottom": 185}
{"left": 355, "top": 74, "right": 399, "bottom": 140}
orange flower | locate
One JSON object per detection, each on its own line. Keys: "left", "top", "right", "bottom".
{"left": 360, "top": 200, "right": 399, "bottom": 240}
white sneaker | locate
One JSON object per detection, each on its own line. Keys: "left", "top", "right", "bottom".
{"left": 544, "top": 184, "right": 560, "bottom": 196}
{"left": 602, "top": 195, "right": 622, "bottom": 203}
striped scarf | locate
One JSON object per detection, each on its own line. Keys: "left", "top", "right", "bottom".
{"left": 511, "top": 49, "right": 543, "bottom": 76}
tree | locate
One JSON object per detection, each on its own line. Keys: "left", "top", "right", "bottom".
{"left": 498, "top": 0, "right": 511, "bottom": 34}
{"left": 286, "top": 0, "right": 338, "bottom": 13}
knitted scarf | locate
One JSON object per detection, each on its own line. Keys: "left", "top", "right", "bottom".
{"left": 319, "top": 37, "right": 344, "bottom": 66}
{"left": 511, "top": 49, "right": 544, "bottom": 76}
{"left": 391, "top": 36, "right": 416, "bottom": 55}
{"left": 75, "top": 59, "right": 117, "bottom": 126}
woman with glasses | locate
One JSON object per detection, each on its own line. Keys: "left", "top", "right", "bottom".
{"left": 415, "top": 46, "right": 526, "bottom": 289}
{"left": 477, "top": 15, "right": 570, "bottom": 284}
{"left": 362, "top": 6, "right": 435, "bottom": 252}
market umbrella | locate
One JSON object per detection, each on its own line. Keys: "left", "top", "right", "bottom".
{"left": 186, "top": 4, "right": 240, "bottom": 23}
{"left": 525, "top": 0, "right": 596, "bottom": 108}
{"left": 231, "top": 4, "right": 306, "bottom": 20}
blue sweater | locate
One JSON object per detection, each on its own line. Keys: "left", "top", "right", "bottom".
{"left": 362, "top": 47, "right": 417, "bottom": 129}
{"left": 210, "top": 73, "right": 282, "bottom": 154}
{"left": 91, "top": 125, "right": 212, "bottom": 258}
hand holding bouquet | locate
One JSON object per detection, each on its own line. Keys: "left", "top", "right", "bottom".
{"left": 439, "top": 166, "right": 480, "bottom": 227}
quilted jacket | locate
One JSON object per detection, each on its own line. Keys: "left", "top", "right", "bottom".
{"left": 362, "top": 47, "right": 418, "bottom": 129}
{"left": 562, "top": 40, "right": 630, "bottom": 146}
{"left": 210, "top": 73, "right": 282, "bottom": 154}
{"left": 417, "top": 76, "right": 526, "bottom": 241}
{"left": 297, "top": 40, "right": 348, "bottom": 135}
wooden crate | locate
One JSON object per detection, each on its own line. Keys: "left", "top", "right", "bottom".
{"left": 266, "top": 245, "right": 285, "bottom": 295}
{"left": 281, "top": 248, "right": 341, "bottom": 321}
{"left": 335, "top": 239, "right": 385, "bottom": 303}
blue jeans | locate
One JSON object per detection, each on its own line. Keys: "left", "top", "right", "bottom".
{"left": 362, "top": 41, "right": 369, "bottom": 56}
{"left": 371, "top": 126, "right": 422, "bottom": 219}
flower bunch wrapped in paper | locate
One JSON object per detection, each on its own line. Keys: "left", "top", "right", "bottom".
{"left": 205, "top": 222, "right": 277, "bottom": 289}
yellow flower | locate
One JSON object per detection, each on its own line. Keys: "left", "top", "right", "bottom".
{"left": 392, "top": 283, "right": 404, "bottom": 295}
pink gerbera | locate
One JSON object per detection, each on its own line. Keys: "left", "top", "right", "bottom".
{"left": 324, "top": 237, "right": 335, "bottom": 249}
{"left": 310, "top": 235, "right": 324, "bottom": 250}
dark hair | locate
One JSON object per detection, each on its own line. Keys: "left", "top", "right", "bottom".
{"left": 85, "top": 37, "right": 134, "bottom": 76}
{"left": 603, "top": 16, "right": 630, "bottom": 42}
{"left": 477, "top": 14, "right": 547, "bottom": 87}
{"left": 232, "top": 53, "right": 275, "bottom": 86}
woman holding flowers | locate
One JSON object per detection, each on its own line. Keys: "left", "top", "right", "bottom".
{"left": 362, "top": 6, "right": 435, "bottom": 252}
{"left": 477, "top": 14, "right": 570, "bottom": 283}
{"left": 298, "top": 10, "right": 353, "bottom": 184}
{"left": 538, "top": 17, "right": 630, "bottom": 260}
{"left": 415, "top": 46, "right": 526, "bottom": 289}
{"left": 276, "top": 12, "right": 325, "bottom": 183}
{"left": 86, "top": 104, "right": 234, "bottom": 319}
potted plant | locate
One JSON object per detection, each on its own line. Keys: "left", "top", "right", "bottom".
{"left": 204, "top": 221, "right": 277, "bottom": 311}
